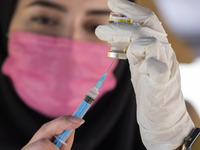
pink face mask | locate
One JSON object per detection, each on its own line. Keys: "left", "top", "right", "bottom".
{"left": 2, "top": 31, "right": 117, "bottom": 118}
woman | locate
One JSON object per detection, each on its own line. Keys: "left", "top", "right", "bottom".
{"left": 0, "top": 0, "right": 195, "bottom": 149}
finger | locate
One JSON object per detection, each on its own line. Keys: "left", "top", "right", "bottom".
{"left": 95, "top": 23, "right": 141, "bottom": 43}
{"left": 127, "top": 37, "right": 171, "bottom": 83}
{"left": 60, "top": 131, "right": 75, "bottom": 150}
{"left": 139, "top": 57, "right": 170, "bottom": 83}
{"left": 22, "top": 138, "right": 60, "bottom": 150}
{"left": 107, "top": 0, "right": 165, "bottom": 33}
{"left": 28, "top": 116, "right": 84, "bottom": 144}
{"left": 95, "top": 23, "right": 167, "bottom": 44}
{"left": 127, "top": 37, "right": 169, "bottom": 62}
{"left": 127, "top": 37, "right": 157, "bottom": 70}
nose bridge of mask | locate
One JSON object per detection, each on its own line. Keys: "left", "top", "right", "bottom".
{"left": 7, "top": 31, "right": 113, "bottom": 77}
{"left": 72, "top": 40, "right": 111, "bottom": 75}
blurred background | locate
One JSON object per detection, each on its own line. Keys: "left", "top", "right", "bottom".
{"left": 154, "top": 0, "right": 200, "bottom": 56}
{"left": 136, "top": 0, "right": 200, "bottom": 117}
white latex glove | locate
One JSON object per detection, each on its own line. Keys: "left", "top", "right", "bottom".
{"left": 95, "top": 0, "right": 194, "bottom": 149}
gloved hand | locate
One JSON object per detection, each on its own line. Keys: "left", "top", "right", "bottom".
{"left": 95, "top": 0, "right": 194, "bottom": 149}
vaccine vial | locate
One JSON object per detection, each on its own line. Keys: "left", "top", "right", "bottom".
{"left": 108, "top": 12, "right": 132, "bottom": 59}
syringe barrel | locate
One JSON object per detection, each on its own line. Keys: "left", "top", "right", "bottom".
{"left": 53, "top": 88, "right": 98, "bottom": 148}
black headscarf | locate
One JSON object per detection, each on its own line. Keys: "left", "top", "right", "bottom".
{"left": 0, "top": 0, "right": 18, "bottom": 60}
{"left": 0, "top": 0, "right": 146, "bottom": 149}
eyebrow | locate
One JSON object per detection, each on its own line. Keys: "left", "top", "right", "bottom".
{"left": 27, "top": 1, "right": 67, "bottom": 12}
{"left": 86, "top": 10, "right": 111, "bottom": 15}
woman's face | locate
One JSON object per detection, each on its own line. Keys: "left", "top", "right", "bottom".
{"left": 9, "top": 0, "right": 110, "bottom": 43}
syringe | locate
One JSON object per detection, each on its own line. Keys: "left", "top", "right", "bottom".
{"left": 53, "top": 73, "right": 107, "bottom": 148}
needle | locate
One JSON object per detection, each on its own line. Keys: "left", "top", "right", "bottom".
{"left": 106, "top": 59, "right": 116, "bottom": 73}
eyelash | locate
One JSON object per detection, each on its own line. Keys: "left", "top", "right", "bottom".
{"left": 31, "top": 15, "right": 58, "bottom": 26}
{"left": 31, "top": 16, "right": 101, "bottom": 35}
{"left": 85, "top": 24, "right": 99, "bottom": 33}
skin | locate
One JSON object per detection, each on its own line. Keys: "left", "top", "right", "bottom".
{"left": 8, "top": 0, "right": 199, "bottom": 150}
{"left": 9, "top": 0, "right": 110, "bottom": 43}
{"left": 21, "top": 116, "right": 85, "bottom": 150}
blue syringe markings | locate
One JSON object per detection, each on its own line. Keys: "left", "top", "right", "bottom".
{"left": 53, "top": 96, "right": 94, "bottom": 148}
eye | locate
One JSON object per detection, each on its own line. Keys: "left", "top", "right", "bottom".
{"left": 85, "top": 24, "right": 99, "bottom": 33}
{"left": 31, "top": 15, "right": 58, "bottom": 26}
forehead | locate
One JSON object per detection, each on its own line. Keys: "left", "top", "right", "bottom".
{"left": 17, "top": 0, "right": 109, "bottom": 11}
